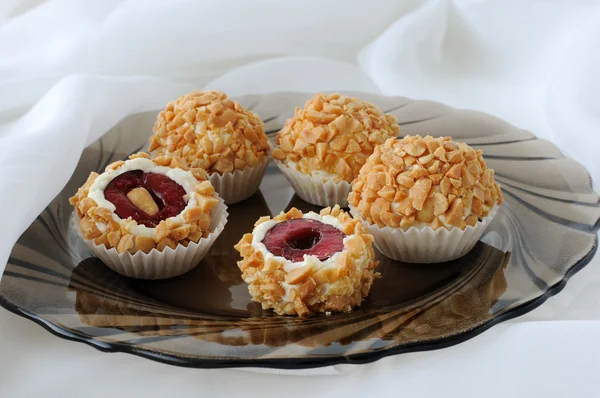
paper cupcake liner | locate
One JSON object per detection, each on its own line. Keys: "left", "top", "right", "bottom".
{"left": 209, "top": 157, "right": 269, "bottom": 205}
{"left": 273, "top": 159, "right": 352, "bottom": 208}
{"left": 73, "top": 197, "right": 229, "bottom": 280}
{"left": 349, "top": 205, "right": 499, "bottom": 263}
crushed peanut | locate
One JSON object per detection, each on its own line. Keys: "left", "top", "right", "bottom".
{"left": 272, "top": 93, "right": 400, "bottom": 182}
{"left": 234, "top": 206, "right": 379, "bottom": 316}
{"left": 348, "top": 136, "right": 503, "bottom": 231}
{"left": 126, "top": 187, "right": 159, "bottom": 216}
{"left": 149, "top": 90, "right": 269, "bottom": 174}
{"left": 69, "top": 152, "right": 219, "bottom": 254}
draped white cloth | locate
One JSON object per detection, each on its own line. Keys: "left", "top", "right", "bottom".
{"left": 1, "top": 1, "right": 599, "bottom": 396}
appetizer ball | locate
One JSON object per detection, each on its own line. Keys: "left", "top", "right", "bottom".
{"left": 270, "top": 93, "right": 399, "bottom": 207}
{"left": 149, "top": 90, "right": 270, "bottom": 204}
{"left": 69, "top": 152, "right": 227, "bottom": 279}
{"left": 234, "top": 206, "right": 379, "bottom": 316}
{"left": 348, "top": 135, "right": 503, "bottom": 263}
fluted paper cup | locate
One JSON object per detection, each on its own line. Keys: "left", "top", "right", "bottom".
{"left": 209, "top": 157, "right": 269, "bottom": 205}
{"left": 274, "top": 159, "right": 352, "bottom": 208}
{"left": 73, "top": 197, "right": 228, "bottom": 279}
{"left": 349, "top": 205, "right": 499, "bottom": 263}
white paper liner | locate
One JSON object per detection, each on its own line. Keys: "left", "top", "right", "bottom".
{"left": 209, "top": 157, "right": 269, "bottom": 205}
{"left": 73, "top": 197, "right": 228, "bottom": 279}
{"left": 349, "top": 205, "right": 499, "bottom": 263}
{"left": 273, "top": 159, "right": 352, "bottom": 207}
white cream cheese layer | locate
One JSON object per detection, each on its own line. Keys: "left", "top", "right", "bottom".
{"left": 194, "top": 122, "right": 255, "bottom": 152}
{"left": 87, "top": 158, "right": 199, "bottom": 237}
{"left": 285, "top": 160, "right": 341, "bottom": 182}
{"left": 250, "top": 212, "right": 359, "bottom": 301}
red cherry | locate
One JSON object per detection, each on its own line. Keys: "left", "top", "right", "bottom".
{"left": 262, "top": 218, "right": 345, "bottom": 262}
{"left": 104, "top": 170, "right": 186, "bottom": 227}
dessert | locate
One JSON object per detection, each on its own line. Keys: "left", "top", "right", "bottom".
{"left": 149, "top": 90, "right": 270, "bottom": 205}
{"left": 234, "top": 206, "right": 379, "bottom": 316}
{"left": 271, "top": 93, "right": 400, "bottom": 207}
{"left": 348, "top": 135, "right": 503, "bottom": 263}
{"left": 69, "top": 152, "right": 228, "bottom": 279}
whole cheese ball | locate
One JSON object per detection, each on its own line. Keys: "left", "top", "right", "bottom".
{"left": 149, "top": 90, "right": 269, "bottom": 174}
{"left": 348, "top": 135, "right": 503, "bottom": 231}
{"left": 272, "top": 93, "right": 400, "bottom": 182}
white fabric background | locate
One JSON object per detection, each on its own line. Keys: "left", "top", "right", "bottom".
{"left": 1, "top": 0, "right": 599, "bottom": 397}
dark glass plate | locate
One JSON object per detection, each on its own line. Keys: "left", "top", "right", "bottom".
{"left": 1, "top": 93, "right": 598, "bottom": 369}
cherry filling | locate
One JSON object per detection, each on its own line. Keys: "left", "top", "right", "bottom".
{"left": 262, "top": 219, "right": 345, "bottom": 262}
{"left": 104, "top": 170, "right": 187, "bottom": 228}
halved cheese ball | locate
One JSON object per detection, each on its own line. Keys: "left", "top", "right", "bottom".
{"left": 234, "top": 206, "right": 379, "bottom": 316}
{"left": 69, "top": 152, "right": 219, "bottom": 254}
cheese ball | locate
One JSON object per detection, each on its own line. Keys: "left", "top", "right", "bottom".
{"left": 348, "top": 135, "right": 503, "bottom": 231}
{"left": 271, "top": 93, "right": 400, "bottom": 183}
{"left": 69, "top": 152, "right": 219, "bottom": 254}
{"left": 150, "top": 90, "right": 269, "bottom": 174}
{"left": 234, "top": 206, "right": 379, "bottom": 316}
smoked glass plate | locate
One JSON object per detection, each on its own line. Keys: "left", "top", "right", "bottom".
{"left": 1, "top": 92, "right": 598, "bottom": 369}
